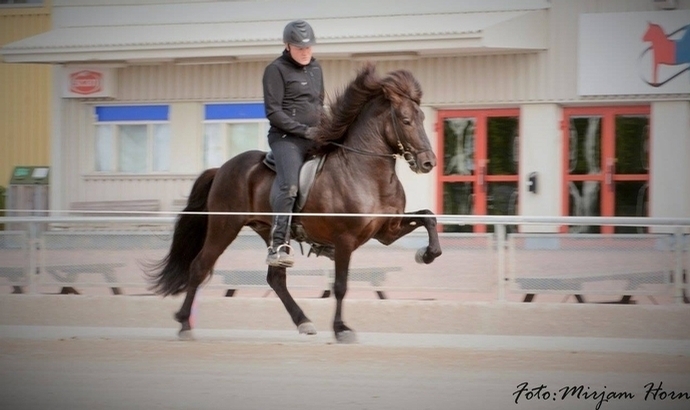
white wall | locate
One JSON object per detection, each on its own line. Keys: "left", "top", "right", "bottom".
{"left": 650, "top": 101, "right": 690, "bottom": 221}
{"left": 399, "top": 106, "right": 437, "bottom": 213}
{"left": 519, "top": 104, "right": 563, "bottom": 232}
{"left": 170, "top": 103, "right": 203, "bottom": 174}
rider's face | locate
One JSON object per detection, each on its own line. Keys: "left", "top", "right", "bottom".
{"left": 287, "top": 44, "right": 313, "bottom": 66}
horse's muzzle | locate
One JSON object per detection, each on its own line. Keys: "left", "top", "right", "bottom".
{"left": 415, "top": 150, "right": 437, "bottom": 174}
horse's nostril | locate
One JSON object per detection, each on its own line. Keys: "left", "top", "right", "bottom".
{"left": 422, "top": 161, "right": 434, "bottom": 172}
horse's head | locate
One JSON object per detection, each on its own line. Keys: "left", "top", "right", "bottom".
{"left": 312, "top": 64, "right": 436, "bottom": 174}
{"left": 381, "top": 70, "right": 437, "bottom": 174}
{"left": 642, "top": 22, "right": 664, "bottom": 43}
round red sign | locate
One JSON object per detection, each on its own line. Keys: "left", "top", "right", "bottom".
{"left": 70, "top": 70, "right": 102, "bottom": 95}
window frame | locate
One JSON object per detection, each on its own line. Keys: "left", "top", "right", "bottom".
{"left": 202, "top": 103, "right": 268, "bottom": 169}
{"left": 93, "top": 105, "right": 171, "bottom": 175}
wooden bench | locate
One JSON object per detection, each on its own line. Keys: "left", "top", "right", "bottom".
{"left": 62, "top": 200, "right": 162, "bottom": 230}
{"left": 69, "top": 199, "right": 161, "bottom": 216}
{"left": 514, "top": 270, "right": 672, "bottom": 304}
{"left": 1, "top": 263, "right": 126, "bottom": 295}
{"left": 214, "top": 266, "right": 400, "bottom": 299}
{"left": 45, "top": 262, "right": 126, "bottom": 295}
{"left": 0, "top": 267, "right": 28, "bottom": 294}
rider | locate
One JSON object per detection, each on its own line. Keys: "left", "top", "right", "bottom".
{"left": 263, "top": 19, "right": 325, "bottom": 267}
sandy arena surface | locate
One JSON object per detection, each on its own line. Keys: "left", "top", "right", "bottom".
{"left": 1, "top": 335, "right": 689, "bottom": 410}
{"left": 1, "top": 295, "right": 689, "bottom": 410}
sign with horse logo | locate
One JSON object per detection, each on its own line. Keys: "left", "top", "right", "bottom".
{"left": 579, "top": 10, "right": 690, "bottom": 96}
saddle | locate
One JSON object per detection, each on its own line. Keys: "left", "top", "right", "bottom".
{"left": 263, "top": 152, "right": 334, "bottom": 259}
{"left": 263, "top": 151, "right": 325, "bottom": 212}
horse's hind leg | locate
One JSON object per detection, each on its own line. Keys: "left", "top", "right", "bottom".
{"left": 176, "top": 218, "right": 242, "bottom": 339}
{"left": 266, "top": 266, "right": 316, "bottom": 335}
{"left": 252, "top": 225, "right": 316, "bottom": 335}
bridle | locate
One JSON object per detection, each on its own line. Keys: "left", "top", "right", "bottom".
{"left": 328, "top": 104, "right": 417, "bottom": 168}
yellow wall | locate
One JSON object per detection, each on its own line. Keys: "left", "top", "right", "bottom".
{"left": 0, "top": 3, "right": 52, "bottom": 193}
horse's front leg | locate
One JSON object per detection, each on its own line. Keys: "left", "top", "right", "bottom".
{"left": 332, "top": 245, "right": 357, "bottom": 344}
{"left": 266, "top": 265, "right": 316, "bottom": 335}
{"left": 376, "top": 209, "right": 442, "bottom": 264}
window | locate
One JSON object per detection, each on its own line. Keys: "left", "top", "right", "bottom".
{"left": 203, "top": 103, "right": 268, "bottom": 168}
{"left": 0, "top": 0, "right": 44, "bottom": 5}
{"left": 94, "top": 105, "right": 171, "bottom": 173}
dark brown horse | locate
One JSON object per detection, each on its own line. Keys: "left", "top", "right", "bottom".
{"left": 147, "top": 63, "right": 442, "bottom": 343}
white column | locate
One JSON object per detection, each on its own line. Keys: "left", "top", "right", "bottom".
{"left": 650, "top": 101, "right": 690, "bottom": 223}
{"left": 519, "top": 104, "right": 563, "bottom": 232}
{"left": 50, "top": 65, "right": 63, "bottom": 215}
{"left": 170, "top": 102, "right": 203, "bottom": 174}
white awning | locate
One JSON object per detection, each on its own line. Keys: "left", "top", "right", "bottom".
{"left": 1, "top": 0, "right": 549, "bottom": 64}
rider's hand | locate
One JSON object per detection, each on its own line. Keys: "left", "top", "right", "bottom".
{"left": 304, "top": 127, "right": 319, "bottom": 140}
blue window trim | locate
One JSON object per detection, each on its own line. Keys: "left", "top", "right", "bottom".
{"left": 95, "top": 105, "right": 169, "bottom": 122}
{"left": 205, "top": 103, "right": 265, "bottom": 120}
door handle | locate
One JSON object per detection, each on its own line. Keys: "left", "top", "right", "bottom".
{"left": 478, "top": 160, "right": 486, "bottom": 193}
{"left": 605, "top": 158, "right": 614, "bottom": 191}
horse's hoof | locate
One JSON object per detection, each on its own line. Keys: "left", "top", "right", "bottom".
{"left": 178, "top": 329, "right": 195, "bottom": 341}
{"left": 415, "top": 247, "right": 427, "bottom": 264}
{"left": 335, "top": 330, "right": 358, "bottom": 344}
{"left": 298, "top": 322, "right": 317, "bottom": 335}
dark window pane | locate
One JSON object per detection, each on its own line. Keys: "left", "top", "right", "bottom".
{"left": 614, "top": 182, "right": 649, "bottom": 233}
{"left": 569, "top": 117, "right": 601, "bottom": 175}
{"left": 487, "top": 182, "right": 518, "bottom": 233}
{"left": 487, "top": 117, "right": 519, "bottom": 175}
{"left": 443, "top": 118, "right": 475, "bottom": 176}
{"left": 615, "top": 115, "right": 649, "bottom": 175}
{"left": 443, "top": 182, "right": 474, "bottom": 233}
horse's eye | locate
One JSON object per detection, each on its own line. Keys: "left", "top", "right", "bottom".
{"left": 402, "top": 118, "right": 412, "bottom": 126}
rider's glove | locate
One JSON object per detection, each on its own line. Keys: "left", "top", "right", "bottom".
{"left": 304, "top": 127, "right": 319, "bottom": 141}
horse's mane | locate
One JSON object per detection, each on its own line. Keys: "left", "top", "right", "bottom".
{"left": 310, "top": 63, "right": 422, "bottom": 155}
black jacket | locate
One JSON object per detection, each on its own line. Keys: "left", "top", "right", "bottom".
{"left": 262, "top": 50, "right": 324, "bottom": 138}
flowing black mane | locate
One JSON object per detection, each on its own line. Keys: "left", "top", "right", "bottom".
{"left": 311, "top": 63, "right": 423, "bottom": 156}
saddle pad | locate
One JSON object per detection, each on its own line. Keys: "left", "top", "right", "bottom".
{"left": 263, "top": 152, "right": 323, "bottom": 212}
{"left": 296, "top": 157, "right": 322, "bottom": 212}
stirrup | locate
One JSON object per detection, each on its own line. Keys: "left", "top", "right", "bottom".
{"left": 266, "top": 243, "right": 295, "bottom": 268}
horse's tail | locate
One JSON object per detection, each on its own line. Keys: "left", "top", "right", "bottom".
{"left": 146, "top": 168, "right": 218, "bottom": 296}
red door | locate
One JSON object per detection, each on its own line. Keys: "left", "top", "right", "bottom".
{"left": 562, "top": 106, "right": 650, "bottom": 234}
{"left": 438, "top": 109, "right": 520, "bottom": 233}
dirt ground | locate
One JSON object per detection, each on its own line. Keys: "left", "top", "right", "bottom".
{"left": 1, "top": 334, "right": 689, "bottom": 410}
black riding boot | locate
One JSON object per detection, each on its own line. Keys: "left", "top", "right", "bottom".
{"left": 266, "top": 214, "right": 294, "bottom": 267}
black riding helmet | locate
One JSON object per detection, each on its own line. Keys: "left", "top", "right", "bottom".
{"left": 283, "top": 20, "right": 316, "bottom": 47}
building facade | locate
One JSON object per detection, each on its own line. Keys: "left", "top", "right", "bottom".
{"left": 0, "top": 0, "right": 52, "bottom": 193}
{"left": 1, "top": 0, "right": 688, "bottom": 233}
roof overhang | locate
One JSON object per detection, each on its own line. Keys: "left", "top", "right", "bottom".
{"left": 1, "top": 3, "right": 548, "bottom": 65}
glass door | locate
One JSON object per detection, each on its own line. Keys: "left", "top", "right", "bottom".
{"left": 562, "top": 106, "right": 650, "bottom": 233}
{"left": 438, "top": 109, "right": 520, "bottom": 233}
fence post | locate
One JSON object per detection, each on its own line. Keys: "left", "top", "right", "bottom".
{"left": 496, "top": 224, "right": 506, "bottom": 302}
{"left": 674, "top": 228, "right": 685, "bottom": 304}
{"left": 27, "top": 221, "right": 39, "bottom": 294}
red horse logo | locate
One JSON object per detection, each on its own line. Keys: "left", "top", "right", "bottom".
{"left": 641, "top": 22, "right": 690, "bottom": 87}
